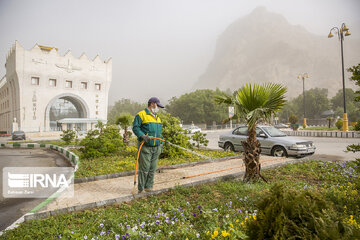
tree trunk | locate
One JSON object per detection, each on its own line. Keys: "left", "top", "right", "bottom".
{"left": 123, "top": 127, "right": 129, "bottom": 146}
{"left": 241, "top": 125, "right": 267, "bottom": 182}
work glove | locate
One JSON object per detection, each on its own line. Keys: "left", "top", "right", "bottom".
{"left": 141, "top": 135, "right": 151, "bottom": 142}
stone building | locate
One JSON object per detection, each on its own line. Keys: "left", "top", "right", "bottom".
{"left": 0, "top": 41, "right": 112, "bottom": 136}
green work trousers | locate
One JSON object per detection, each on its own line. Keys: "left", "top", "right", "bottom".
{"left": 138, "top": 144, "right": 162, "bottom": 191}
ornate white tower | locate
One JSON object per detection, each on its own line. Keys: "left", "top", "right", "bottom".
{"left": 0, "top": 41, "right": 112, "bottom": 135}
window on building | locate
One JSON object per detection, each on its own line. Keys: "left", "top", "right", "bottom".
{"left": 31, "top": 77, "right": 39, "bottom": 85}
{"left": 81, "top": 82, "right": 87, "bottom": 89}
{"left": 49, "top": 79, "right": 57, "bottom": 87}
{"left": 96, "top": 99, "right": 99, "bottom": 103}
{"left": 95, "top": 83, "right": 101, "bottom": 90}
{"left": 65, "top": 80, "right": 72, "bottom": 88}
{"left": 96, "top": 111, "right": 99, "bottom": 115}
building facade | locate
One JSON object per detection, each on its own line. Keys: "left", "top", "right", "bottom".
{"left": 0, "top": 41, "right": 112, "bottom": 135}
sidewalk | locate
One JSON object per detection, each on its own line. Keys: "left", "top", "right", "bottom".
{"left": 27, "top": 155, "right": 299, "bottom": 220}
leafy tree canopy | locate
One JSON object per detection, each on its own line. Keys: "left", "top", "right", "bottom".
{"left": 348, "top": 63, "right": 360, "bottom": 103}
{"left": 108, "top": 98, "right": 145, "bottom": 124}
{"left": 331, "top": 89, "right": 360, "bottom": 122}
{"left": 278, "top": 88, "right": 330, "bottom": 122}
{"left": 166, "top": 89, "right": 228, "bottom": 125}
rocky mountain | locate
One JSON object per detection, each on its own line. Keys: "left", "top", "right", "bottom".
{"left": 194, "top": 7, "right": 360, "bottom": 98}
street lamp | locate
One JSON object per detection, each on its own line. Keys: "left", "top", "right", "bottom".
{"left": 328, "top": 23, "right": 351, "bottom": 131}
{"left": 297, "top": 73, "right": 309, "bottom": 128}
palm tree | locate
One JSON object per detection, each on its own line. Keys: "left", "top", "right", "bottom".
{"left": 115, "top": 113, "right": 134, "bottom": 145}
{"left": 215, "top": 83, "right": 287, "bottom": 182}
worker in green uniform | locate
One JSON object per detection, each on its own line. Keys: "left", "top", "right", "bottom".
{"left": 132, "top": 97, "right": 164, "bottom": 193}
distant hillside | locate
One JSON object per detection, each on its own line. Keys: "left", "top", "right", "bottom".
{"left": 194, "top": 7, "right": 360, "bottom": 98}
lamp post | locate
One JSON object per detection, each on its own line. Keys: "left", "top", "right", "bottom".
{"left": 297, "top": 73, "right": 309, "bottom": 128}
{"left": 328, "top": 23, "right": 351, "bottom": 131}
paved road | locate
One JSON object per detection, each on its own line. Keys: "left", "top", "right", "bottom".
{"left": 204, "top": 129, "right": 359, "bottom": 161}
{"left": 0, "top": 148, "right": 70, "bottom": 231}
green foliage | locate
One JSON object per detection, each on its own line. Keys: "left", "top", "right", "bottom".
{"left": 191, "top": 132, "right": 209, "bottom": 149}
{"left": 288, "top": 114, "right": 298, "bottom": 124}
{"left": 336, "top": 119, "right": 343, "bottom": 130}
{"left": 158, "top": 112, "right": 192, "bottom": 158}
{"left": 346, "top": 144, "right": 360, "bottom": 172}
{"left": 215, "top": 83, "right": 287, "bottom": 129}
{"left": 327, "top": 116, "right": 334, "bottom": 128}
{"left": 79, "top": 124, "right": 124, "bottom": 159}
{"left": 354, "top": 121, "right": 360, "bottom": 131}
{"left": 74, "top": 148, "right": 236, "bottom": 178}
{"left": 166, "top": 89, "right": 228, "bottom": 125}
{"left": 115, "top": 113, "right": 134, "bottom": 145}
{"left": 60, "top": 129, "right": 76, "bottom": 145}
{"left": 115, "top": 113, "right": 133, "bottom": 129}
{"left": 107, "top": 98, "right": 145, "bottom": 124}
{"left": 4, "top": 161, "right": 360, "bottom": 239}
{"left": 278, "top": 88, "right": 330, "bottom": 122}
{"left": 348, "top": 63, "right": 360, "bottom": 103}
{"left": 331, "top": 88, "right": 360, "bottom": 122}
{"left": 247, "top": 184, "right": 356, "bottom": 240}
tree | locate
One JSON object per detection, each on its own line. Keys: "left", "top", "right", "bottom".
{"left": 346, "top": 64, "right": 360, "bottom": 170}
{"left": 191, "top": 132, "right": 209, "bottom": 149}
{"left": 278, "top": 88, "right": 330, "bottom": 121}
{"left": 107, "top": 99, "right": 145, "bottom": 124}
{"left": 115, "top": 113, "right": 133, "bottom": 145}
{"left": 216, "top": 83, "right": 287, "bottom": 182}
{"left": 60, "top": 129, "right": 76, "bottom": 145}
{"left": 95, "top": 120, "right": 105, "bottom": 134}
{"left": 348, "top": 63, "right": 360, "bottom": 103}
{"left": 331, "top": 88, "right": 360, "bottom": 122}
{"left": 166, "top": 89, "right": 228, "bottom": 125}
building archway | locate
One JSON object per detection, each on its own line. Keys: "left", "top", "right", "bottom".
{"left": 44, "top": 93, "right": 89, "bottom": 131}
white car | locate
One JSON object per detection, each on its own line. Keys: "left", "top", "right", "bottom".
{"left": 218, "top": 125, "right": 316, "bottom": 157}
{"left": 186, "top": 126, "right": 202, "bottom": 134}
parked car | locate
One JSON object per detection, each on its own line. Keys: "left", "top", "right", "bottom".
{"left": 185, "top": 126, "right": 202, "bottom": 134}
{"left": 218, "top": 125, "right": 315, "bottom": 157}
{"left": 12, "top": 130, "right": 26, "bottom": 140}
{"left": 274, "top": 123, "right": 290, "bottom": 129}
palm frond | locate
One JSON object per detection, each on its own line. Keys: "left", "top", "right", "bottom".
{"left": 215, "top": 83, "right": 287, "bottom": 129}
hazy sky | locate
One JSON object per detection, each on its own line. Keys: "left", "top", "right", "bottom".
{"left": 1, "top": 0, "right": 359, "bottom": 105}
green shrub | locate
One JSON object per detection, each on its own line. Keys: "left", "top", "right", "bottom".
{"left": 79, "top": 124, "right": 124, "bottom": 159}
{"left": 60, "top": 129, "right": 76, "bottom": 145}
{"left": 354, "top": 121, "right": 360, "bottom": 131}
{"left": 246, "top": 184, "right": 358, "bottom": 240}
{"left": 191, "top": 131, "right": 209, "bottom": 149}
{"left": 336, "top": 119, "right": 343, "bottom": 130}
{"left": 288, "top": 114, "right": 298, "bottom": 124}
{"left": 158, "top": 112, "right": 191, "bottom": 158}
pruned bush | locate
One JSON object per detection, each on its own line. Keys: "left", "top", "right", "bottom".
{"left": 246, "top": 184, "right": 359, "bottom": 240}
{"left": 60, "top": 129, "right": 76, "bottom": 145}
{"left": 80, "top": 124, "right": 124, "bottom": 159}
{"left": 191, "top": 131, "right": 209, "bottom": 149}
{"left": 336, "top": 119, "right": 343, "bottom": 130}
{"left": 158, "top": 112, "right": 191, "bottom": 158}
{"left": 288, "top": 114, "right": 298, "bottom": 124}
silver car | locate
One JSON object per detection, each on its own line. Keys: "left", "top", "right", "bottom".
{"left": 218, "top": 125, "right": 316, "bottom": 157}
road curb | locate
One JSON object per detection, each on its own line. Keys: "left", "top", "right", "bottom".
{"left": 0, "top": 143, "right": 80, "bottom": 169}
{"left": 24, "top": 157, "right": 308, "bottom": 222}
{"left": 283, "top": 130, "right": 360, "bottom": 138}
{"left": 0, "top": 143, "right": 80, "bottom": 235}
